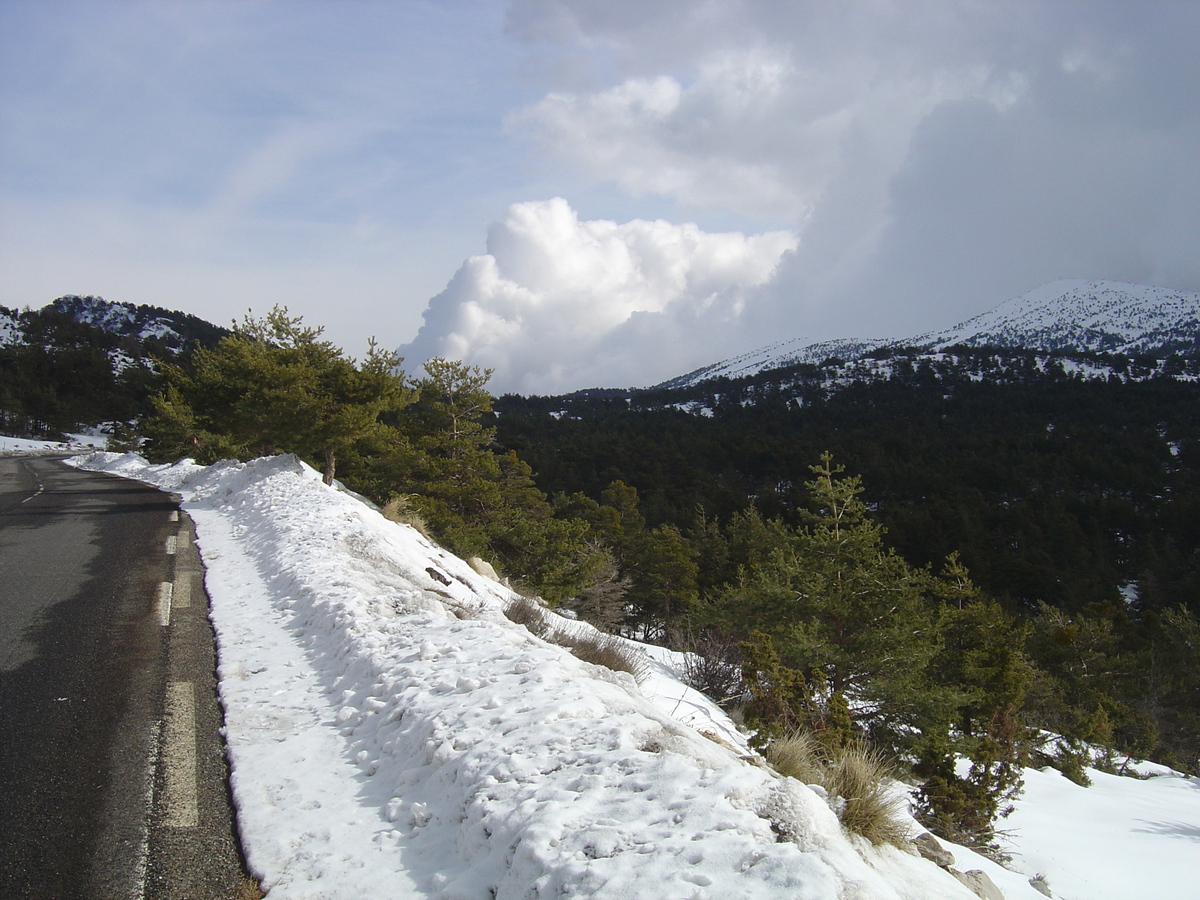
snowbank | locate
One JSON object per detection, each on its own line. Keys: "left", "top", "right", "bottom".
{"left": 0, "top": 433, "right": 107, "bottom": 454}
{"left": 69, "top": 451, "right": 985, "bottom": 900}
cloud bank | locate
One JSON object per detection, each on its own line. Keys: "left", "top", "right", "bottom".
{"left": 399, "top": 198, "right": 796, "bottom": 393}
{"left": 488, "top": 1, "right": 1200, "bottom": 385}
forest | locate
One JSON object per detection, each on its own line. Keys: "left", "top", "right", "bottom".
{"left": 4, "top": 297, "right": 1198, "bottom": 853}
{"left": 489, "top": 347, "right": 1200, "bottom": 834}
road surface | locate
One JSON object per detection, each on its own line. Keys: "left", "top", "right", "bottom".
{"left": 0, "top": 455, "right": 254, "bottom": 899}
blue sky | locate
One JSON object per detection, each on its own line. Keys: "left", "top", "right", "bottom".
{"left": 3, "top": 1, "right": 1198, "bottom": 392}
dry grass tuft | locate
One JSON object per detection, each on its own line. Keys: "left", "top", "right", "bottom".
{"left": 561, "top": 630, "right": 650, "bottom": 684}
{"left": 380, "top": 495, "right": 430, "bottom": 538}
{"left": 765, "top": 730, "right": 825, "bottom": 785}
{"left": 827, "top": 742, "right": 911, "bottom": 847}
{"left": 503, "top": 596, "right": 649, "bottom": 683}
{"left": 503, "top": 595, "right": 553, "bottom": 638}
{"left": 767, "top": 732, "right": 910, "bottom": 847}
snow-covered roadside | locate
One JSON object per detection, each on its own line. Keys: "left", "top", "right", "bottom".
{"left": 69, "top": 451, "right": 990, "bottom": 900}
{"left": 0, "top": 433, "right": 107, "bottom": 454}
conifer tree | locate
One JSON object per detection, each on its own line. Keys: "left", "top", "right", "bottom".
{"left": 712, "top": 453, "right": 942, "bottom": 740}
{"left": 392, "top": 358, "right": 607, "bottom": 602}
{"left": 143, "top": 307, "right": 412, "bottom": 484}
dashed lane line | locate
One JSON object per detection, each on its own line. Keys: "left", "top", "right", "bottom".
{"left": 173, "top": 570, "right": 191, "bottom": 610}
{"left": 161, "top": 681, "right": 198, "bottom": 829}
{"left": 156, "top": 582, "right": 173, "bottom": 627}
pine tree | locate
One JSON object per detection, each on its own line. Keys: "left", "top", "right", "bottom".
{"left": 143, "top": 307, "right": 412, "bottom": 484}
{"left": 712, "top": 453, "right": 943, "bottom": 741}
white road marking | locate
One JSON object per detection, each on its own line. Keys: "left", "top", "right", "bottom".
{"left": 173, "top": 570, "right": 191, "bottom": 610}
{"left": 165, "top": 534, "right": 177, "bottom": 555}
{"left": 161, "top": 682, "right": 198, "bottom": 828}
{"left": 169, "top": 510, "right": 179, "bottom": 522}
{"left": 156, "top": 582, "right": 173, "bottom": 626}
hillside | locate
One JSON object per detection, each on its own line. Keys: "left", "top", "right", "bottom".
{"left": 69, "top": 449, "right": 1200, "bottom": 900}
{"left": 661, "top": 280, "right": 1200, "bottom": 389}
{"left": 0, "top": 295, "right": 227, "bottom": 437}
{"left": 45, "top": 294, "right": 228, "bottom": 353}
{"left": 493, "top": 290, "right": 1200, "bottom": 774}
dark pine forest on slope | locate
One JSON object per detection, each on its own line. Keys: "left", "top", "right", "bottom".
{"left": 492, "top": 346, "right": 1200, "bottom": 784}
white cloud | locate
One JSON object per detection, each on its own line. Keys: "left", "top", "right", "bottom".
{"left": 512, "top": 49, "right": 839, "bottom": 219}
{"left": 400, "top": 198, "right": 796, "bottom": 393}
{"left": 503, "top": 0, "right": 1200, "bottom": 354}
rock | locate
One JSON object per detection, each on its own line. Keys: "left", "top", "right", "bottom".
{"left": 1028, "top": 874, "right": 1053, "bottom": 897}
{"left": 913, "top": 832, "right": 956, "bottom": 868}
{"left": 950, "top": 868, "right": 1006, "bottom": 900}
{"left": 467, "top": 556, "right": 500, "bottom": 581}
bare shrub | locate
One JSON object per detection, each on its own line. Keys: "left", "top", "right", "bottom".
{"left": 767, "top": 732, "right": 910, "bottom": 848}
{"left": 562, "top": 630, "right": 650, "bottom": 684}
{"left": 503, "top": 595, "right": 552, "bottom": 638}
{"left": 565, "top": 555, "right": 631, "bottom": 633}
{"left": 380, "top": 495, "right": 430, "bottom": 538}
{"left": 675, "top": 629, "right": 745, "bottom": 709}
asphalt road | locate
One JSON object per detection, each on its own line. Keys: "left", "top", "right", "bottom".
{"left": 0, "top": 456, "right": 254, "bottom": 899}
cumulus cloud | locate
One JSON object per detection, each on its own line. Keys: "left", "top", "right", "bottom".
{"left": 399, "top": 198, "right": 796, "bottom": 393}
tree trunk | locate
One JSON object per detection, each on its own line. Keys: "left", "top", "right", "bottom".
{"left": 323, "top": 446, "right": 336, "bottom": 485}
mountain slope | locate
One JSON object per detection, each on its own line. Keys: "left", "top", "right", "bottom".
{"left": 1, "top": 295, "right": 227, "bottom": 436}
{"left": 661, "top": 280, "right": 1200, "bottom": 388}
{"left": 915, "top": 280, "right": 1200, "bottom": 355}
{"left": 46, "top": 294, "right": 228, "bottom": 352}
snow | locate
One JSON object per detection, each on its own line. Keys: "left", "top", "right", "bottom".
{"left": 1004, "top": 763, "right": 1200, "bottom": 900}
{"left": 60, "top": 450, "right": 1200, "bottom": 899}
{"left": 0, "top": 433, "right": 107, "bottom": 454}
{"left": 916, "top": 280, "right": 1200, "bottom": 354}
{"left": 664, "top": 279, "right": 1200, "bottom": 389}
{"left": 0, "top": 309, "right": 19, "bottom": 345}
{"left": 67, "top": 451, "right": 987, "bottom": 899}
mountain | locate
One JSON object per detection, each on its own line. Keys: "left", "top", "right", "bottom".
{"left": 1, "top": 295, "right": 227, "bottom": 437}
{"left": 45, "top": 294, "right": 228, "bottom": 352}
{"left": 661, "top": 280, "right": 1200, "bottom": 388}
{"left": 914, "top": 280, "right": 1200, "bottom": 355}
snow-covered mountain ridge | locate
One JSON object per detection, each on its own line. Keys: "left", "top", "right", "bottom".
{"left": 661, "top": 280, "right": 1200, "bottom": 389}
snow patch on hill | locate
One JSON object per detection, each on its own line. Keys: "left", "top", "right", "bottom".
{"left": 0, "top": 308, "right": 19, "bottom": 345}
{"left": 50, "top": 294, "right": 185, "bottom": 346}
{"left": 662, "top": 280, "right": 1200, "bottom": 388}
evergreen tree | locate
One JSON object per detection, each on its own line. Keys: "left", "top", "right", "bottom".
{"left": 916, "top": 556, "right": 1033, "bottom": 849}
{"left": 390, "top": 358, "right": 608, "bottom": 602}
{"left": 711, "top": 454, "right": 943, "bottom": 741}
{"left": 143, "top": 307, "right": 412, "bottom": 484}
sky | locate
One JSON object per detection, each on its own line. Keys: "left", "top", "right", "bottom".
{"left": 2, "top": 1, "right": 1198, "bottom": 394}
